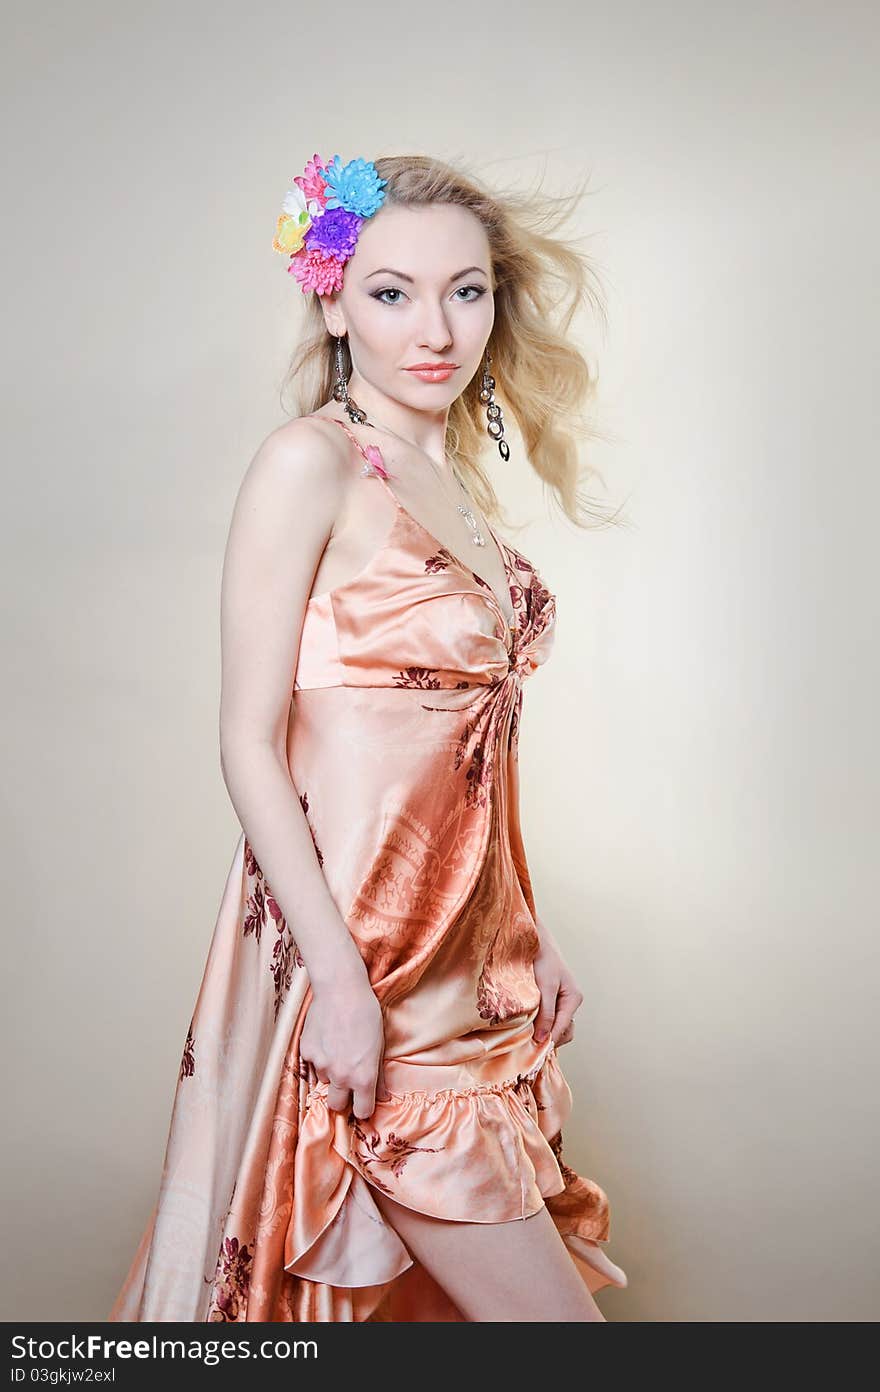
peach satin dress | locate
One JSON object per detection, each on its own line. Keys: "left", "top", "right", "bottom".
{"left": 108, "top": 418, "right": 627, "bottom": 1322}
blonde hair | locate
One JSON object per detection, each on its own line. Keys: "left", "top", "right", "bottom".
{"left": 280, "top": 153, "right": 627, "bottom": 532}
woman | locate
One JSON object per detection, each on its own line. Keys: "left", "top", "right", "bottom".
{"left": 108, "top": 152, "right": 628, "bottom": 1323}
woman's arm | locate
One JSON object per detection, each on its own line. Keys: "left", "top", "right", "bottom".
{"left": 217, "top": 419, "right": 388, "bottom": 1117}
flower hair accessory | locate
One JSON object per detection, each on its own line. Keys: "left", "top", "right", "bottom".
{"left": 271, "top": 153, "right": 387, "bottom": 296}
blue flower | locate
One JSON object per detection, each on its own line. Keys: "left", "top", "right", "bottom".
{"left": 320, "top": 156, "right": 387, "bottom": 220}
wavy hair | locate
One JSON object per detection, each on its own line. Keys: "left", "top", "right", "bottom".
{"left": 279, "top": 153, "right": 627, "bottom": 532}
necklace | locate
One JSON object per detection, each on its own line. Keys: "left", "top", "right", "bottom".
{"left": 338, "top": 399, "right": 489, "bottom": 547}
{"left": 331, "top": 398, "right": 515, "bottom": 639}
{"left": 429, "top": 462, "right": 489, "bottom": 549}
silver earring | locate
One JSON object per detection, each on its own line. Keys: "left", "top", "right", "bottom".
{"left": 332, "top": 335, "right": 367, "bottom": 424}
{"left": 480, "top": 348, "right": 509, "bottom": 461}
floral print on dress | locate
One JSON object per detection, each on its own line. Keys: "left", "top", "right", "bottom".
{"left": 206, "top": 1235, "right": 254, "bottom": 1322}
{"left": 300, "top": 790, "right": 324, "bottom": 869}
{"left": 392, "top": 666, "right": 443, "bottom": 689}
{"left": 475, "top": 970, "right": 528, "bottom": 1026}
{"left": 267, "top": 891, "right": 302, "bottom": 1022}
{"left": 548, "top": 1128, "right": 580, "bottom": 1186}
{"left": 242, "top": 876, "right": 265, "bottom": 944}
{"left": 453, "top": 714, "right": 495, "bottom": 809}
{"left": 242, "top": 817, "right": 312, "bottom": 1019}
{"left": 505, "top": 544, "right": 555, "bottom": 637}
{"left": 179, "top": 1019, "right": 195, "bottom": 1080}
{"left": 348, "top": 1116, "right": 446, "bottom": 1196}
{"left": 424, "top": 547, "right": 454, "bottom": 576}
{"left": 472, "top": 887, "right": 540, "bottom": 1027}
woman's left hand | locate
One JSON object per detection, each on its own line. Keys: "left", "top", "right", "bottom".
{"left": 530, "top": 915, "right": 583, "bottom": 1048}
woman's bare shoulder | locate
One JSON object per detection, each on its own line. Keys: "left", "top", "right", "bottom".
{"left": 237, "top": 413, "right": 354, "bottom": 517}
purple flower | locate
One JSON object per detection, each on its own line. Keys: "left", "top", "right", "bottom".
{"left": 304, "top": 206, "right": 362, "bottom": 262}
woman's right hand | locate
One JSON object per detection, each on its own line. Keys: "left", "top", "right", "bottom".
{"left": 300, "top": 976, "right": 391, "bottom": 1119}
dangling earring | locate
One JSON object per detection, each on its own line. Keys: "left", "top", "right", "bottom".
{"left": 332, "top": 335, "right": 367, "bottom": 424}
{"left": 480, "top": 348, "right": 509, "bottom": 461}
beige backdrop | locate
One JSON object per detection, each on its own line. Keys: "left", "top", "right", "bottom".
{"left": 2, "top": 0, "right": 877, "bottom": 1322}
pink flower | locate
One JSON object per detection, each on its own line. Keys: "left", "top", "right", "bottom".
{"left": 293, "top": 153, "right": 329, "bottom": 207}
{"left": 363, "top": 445, "right": 390, "bottom": 479}
{"left": 288, "top": 246, "right": 345, "bottom": 296}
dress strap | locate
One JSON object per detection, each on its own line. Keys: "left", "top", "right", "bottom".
{"left": 324, "top": 415, "right": 391, "bottom": 480}
{"left": 325, "top": 415, "right": 367, "bottom": 458}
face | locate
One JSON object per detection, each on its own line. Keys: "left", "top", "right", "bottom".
{"left": 319, "top": 203, "right": 495, "bottom": 410}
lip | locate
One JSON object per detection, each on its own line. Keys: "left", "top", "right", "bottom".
{"left": 404, "top": 363, "right": 458, "bottom": 380}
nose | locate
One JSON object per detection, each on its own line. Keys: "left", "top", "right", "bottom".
{"left": 416, "top": 301, "right": 454, "bottom": 353}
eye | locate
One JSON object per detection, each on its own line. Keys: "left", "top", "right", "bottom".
{"left": 371, "top": 287, "right": 408, "bottom": 305}
{"left": 370, "top": 284, "right": 488, "bottom": 307}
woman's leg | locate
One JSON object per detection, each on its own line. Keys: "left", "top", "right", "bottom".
{"left": 369, "top": 1188, "right": 606, "bottom": 1322}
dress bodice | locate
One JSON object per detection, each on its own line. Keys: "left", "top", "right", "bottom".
{"left": 293, "top": 417, "right": 558, "bottom": 693}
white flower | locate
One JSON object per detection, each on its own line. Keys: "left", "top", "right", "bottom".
{"left": 281, "top": 185, "right": 323, "bottom": 224}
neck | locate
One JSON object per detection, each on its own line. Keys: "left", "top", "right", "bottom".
{"left": 341, "top": 372, "right": 452, "bottom": 472}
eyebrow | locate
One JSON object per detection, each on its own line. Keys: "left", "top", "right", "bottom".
{"left": 364, "top": 265, "right": 489, "bottom": 284}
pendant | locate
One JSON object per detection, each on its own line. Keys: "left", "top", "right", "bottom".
{"left": 457, "top": 503, "right": 486, "bottom": 546}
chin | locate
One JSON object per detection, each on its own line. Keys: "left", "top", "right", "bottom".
{"left": 399, "top": 380, "right": 460, "bottom": 404}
